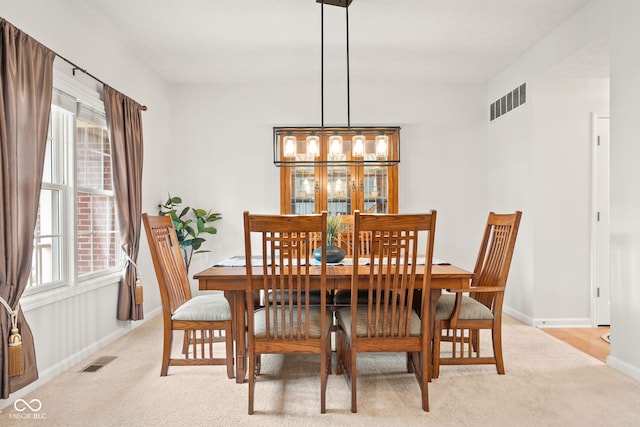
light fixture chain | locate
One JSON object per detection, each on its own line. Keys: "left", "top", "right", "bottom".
{"left": 321, "top": 0, "right": 324, "bottom": 129}
{"left": 346, "top": 3, "right": 351, "bottom": 128}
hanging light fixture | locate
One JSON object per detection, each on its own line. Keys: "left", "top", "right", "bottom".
{"left": 273, "top": 0, "right": 400, "bottom": 166}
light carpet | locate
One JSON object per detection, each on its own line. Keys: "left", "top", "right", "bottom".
{"left": 2, "top": 315, "right": 639, "bottom": 427}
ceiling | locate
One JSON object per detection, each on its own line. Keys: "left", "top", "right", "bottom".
{"left": 78, "top": 0, "right": 596, "bottom": 85}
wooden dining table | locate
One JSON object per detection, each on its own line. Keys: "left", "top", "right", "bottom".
{"left": 195, "top": 258, "right": 474, "bottom": 383}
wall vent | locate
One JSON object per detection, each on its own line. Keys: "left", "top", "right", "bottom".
{"left": 490, "top": 83, "right": 526, "bottom": 122}
{"left": 80, "top": 356, "right": 117, "bottom": 373}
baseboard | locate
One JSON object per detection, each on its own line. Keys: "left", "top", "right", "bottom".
{"left": 607, "top": 355, "right": 640, "bottom": 382}
{"left": 532, "top": 317, "right": 593, "bottom": 328}
{"left": 502, "top": 305, "right": 533, "bottom": 325}
{"left": 503, "top": 305, "right": 592, "bottom": 328}
{"left": 0, "top": 307, "right": 161, "bottom": 411}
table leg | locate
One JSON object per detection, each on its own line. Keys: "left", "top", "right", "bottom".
{"left": 224, "top": 290, "right": 247, "bottom": 383}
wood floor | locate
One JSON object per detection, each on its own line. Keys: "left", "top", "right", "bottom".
{"left": 542, "top": 326, "right": 610, "bottom": 363}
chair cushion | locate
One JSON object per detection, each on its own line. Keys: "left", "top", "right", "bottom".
{"left": 332, "top": 290, "right": 369, "bottom": 306}
{"left": 253, "top": 306, "right": 328, "bottom": 339}
{"left": 435, "top": 294, "right": 494, "bottom": 321}
{"left": 172, "top": 294, "right": 231, "bottom": 321}
{"left": 267, "top": 290, "right": 326, "bottom": 305}
{"left": 336, "top": 306, "right": 422, "bottom": 338}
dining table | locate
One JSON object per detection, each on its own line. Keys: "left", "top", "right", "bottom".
{"left": 195, "top": 256, "right": 474, "bottom": 383}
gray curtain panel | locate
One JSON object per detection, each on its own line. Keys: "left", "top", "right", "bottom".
{"left": 104, "top": 85, "right": 145, "bottom": 321}
{"left": 0, "top": 19, "right": 54, "bottom": 397}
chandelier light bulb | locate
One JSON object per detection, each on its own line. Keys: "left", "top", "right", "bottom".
{"left": 352, "top": 134, "right": 365, "bottom": 157}
{"left": 306, "top": 135, "right": 320, "bottom": 157}
{"left": 283, "top": 136, "right": 297, "bottom": 157}
{"left": 329, "top": 135, "right": 344, "bottom": 156}
{"left": 375, "top": 135, "right": 388, "bottom": 157}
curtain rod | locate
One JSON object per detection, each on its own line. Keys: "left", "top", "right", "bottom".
{"left": 56, "top": 53, "right": 148, "bottom": 111}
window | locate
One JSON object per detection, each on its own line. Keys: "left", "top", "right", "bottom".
{"left": 76, "top": 106, "right": 119, "bottom": 276}
{"left": 27, "top": 65, "right": 120, "bottom": 295}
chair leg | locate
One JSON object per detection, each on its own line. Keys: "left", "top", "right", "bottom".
{"left": 432, "top": 321, "right": 441, "bottom": 379}
{"left": 420, "top": 348, "right": 429, "bottom": 412}
{"left": 321, "top": 335, "right": 329, "bottom": 414}
{"left": 182, "top": 330, "right": 190, "bottom": 355}
{"left": 336, "top": 329, "right": 343, "bottom": 375}
{"left": 470, "top": 329, "right": 480, "bottom": 354}
{"left": 248, "top": 351, "right": 255, "bottom": 415}
{"left": 492, "top": 325, "right": 505, "bottom": 374}
{"left": 350, "top": 350, "right": 357, "bottom": 413}
{"left": 406, "top": 352, "right": 414, "bottom": 373}
{"left": 161, "top": 326, "right": 173, "bottom": 376}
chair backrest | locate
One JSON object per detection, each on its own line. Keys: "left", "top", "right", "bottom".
{"left": 336, "top": 214, "right": 371, "bottom": 257}
{"left": 351, "top": 210, "right": 436, "bottom": 338}
{"left": 243, "top": 211, "right": 328, "bottom": 340}
{"left": 471, "top": 211, "right": 522, "bottom": 309}
{"left": 142, "top": 213, "right": 192, "bottom": 314}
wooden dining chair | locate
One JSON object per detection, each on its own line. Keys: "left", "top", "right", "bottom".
{"left": 335, "top": 210, "right": 437, "bottom": 412}
{"left": 243, "top": 211, "right": 332, "bottom": 415}
{"left": 332, "top": 214, "right": 373, "bottom": 306}
{"left": 335, "top": 214, "right": 371, "bottom": 258}
{"left": 432, "top": 211, "right": 522, "bottom": 378}
{"left": 142, "top": 213, "right": 234, "bottom": 378}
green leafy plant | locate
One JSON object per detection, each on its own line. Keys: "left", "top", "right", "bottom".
{"left": 158, "top": 195, "right": 222, "bottom": 273}
{"left": 326, "top": 215, "right": 344, "bottom": 246}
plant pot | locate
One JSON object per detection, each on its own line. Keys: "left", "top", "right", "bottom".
{"left": 313, "top": 245, "right": 346, "bottom": 263}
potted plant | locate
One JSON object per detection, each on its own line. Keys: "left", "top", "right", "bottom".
{"left": 313, "top": 215, "right": 346, "bottom": 263}
{"left": 158, "top": 195, "right": 222, "bottom": 273}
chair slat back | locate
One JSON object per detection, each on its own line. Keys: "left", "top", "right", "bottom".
{"left": 337, "top": 215, "right": 371, "bottom": 257}
{"left": 143, "top": 214, "right": 192, "bottom": 314}
{"left": 472, "top": 211, "right": 522, "bottom": 309}
{"left": 244, "top": 212, "right": 327, "bottom": 340}
{"left": 352, "top": 211, "right": 436, "bottom": 338}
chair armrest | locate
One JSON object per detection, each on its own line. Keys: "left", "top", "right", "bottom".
{"left": 445, "top": 286, "right": 505, "bottom": 293}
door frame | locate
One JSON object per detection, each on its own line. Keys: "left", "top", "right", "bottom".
{"left": 591, "top": 112, "right": 610, "bottom": 326}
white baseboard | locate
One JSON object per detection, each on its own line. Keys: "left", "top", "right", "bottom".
{"left": 532, "top": 317, "right": 593, "bottom": 328}
{"left": 503, "top": 305, "right": 592, "bottom": 328}
{"left": 502, "top": 305, "right": 533, "bottom": 325}
{"left": 0, "top": 307, "right": 161, "bottom": 411}
{"left": 607, "top": 355, "right": 640, "bottom": 382}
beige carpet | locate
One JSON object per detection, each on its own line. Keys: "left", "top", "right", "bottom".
{"left": 2, "top": 315, "right": 640, "bottom": 426}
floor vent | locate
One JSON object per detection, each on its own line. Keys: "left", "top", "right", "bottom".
{"left": 80, "top": 356, "right": 117, "bottom": 373}
{"left": 490, "top": 82, "right": 526, "bottom": 121}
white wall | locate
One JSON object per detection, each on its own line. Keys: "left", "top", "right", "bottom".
{"left": 0, "top": 0, "right": 171, "bottom": 406}
{"left": 169, "top": 81, "right": 489, "bottom": 278}
{"left": 609, "top": 0, "right": 640, "bottom": 380}
{"left": 488, "top": 0, "right": 640, "bottom": 380}
{"left": 532, "top": 77, "right": 609, "bottom": 325}
{"left": 488, "top": 0, "right": 611, "bottom": 326}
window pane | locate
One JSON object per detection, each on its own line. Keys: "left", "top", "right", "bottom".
{"left": 77, "top": 121, "right": 111, "bottom": 191}
{"left": 289, "top": 166, "right": 315, "bottom": 214}
{"left": 30, "top": 189, "right": 62, "bottom": 287}
{"left": 76, "top": 191, "right": 119, "bottom": 275}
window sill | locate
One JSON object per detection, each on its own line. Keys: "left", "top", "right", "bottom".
{"left": 20, "top": 272, "right": 122, "bottom": 313}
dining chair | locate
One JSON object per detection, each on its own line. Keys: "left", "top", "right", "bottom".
{"left": 335, "top": 210, "right": 437, "bottom": 412}
{"left": 243, "top": 211, "right": 332, "bottom": 415}
{"left": 332, "top": 214, "right": 373, "bottom": 306}
{"left": 142, "top": 213, "right": 234, "bottom": 378}
{"left": 432, "top": 211, "right": 522, "bottom": 378}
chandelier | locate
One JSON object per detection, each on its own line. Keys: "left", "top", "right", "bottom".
{"left": 273, "top": 0, "right": 400, "bottom": 166}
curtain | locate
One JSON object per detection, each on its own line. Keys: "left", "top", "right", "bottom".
{"left": 0, "top": 19, "right": 54, "bottom": 397}
{"left": 104, "top": 85, "right": 145, "bottom": 321}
